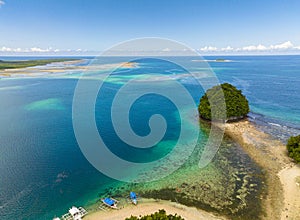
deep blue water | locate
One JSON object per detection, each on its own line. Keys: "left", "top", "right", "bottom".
{"left": 209, "top": 55, "right": 300, "bottom": 140}
{"left": 0, "top": 55, "right": 299, "bottom": 219}
{"left": 210, "top": 56, "right": 300, "bottom": 126}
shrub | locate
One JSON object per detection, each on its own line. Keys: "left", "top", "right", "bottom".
{"left": 287, "top": 135, "right": 300, "bottom": 163}
{"left": 125, "top": 209, "right": 184, "bottom": 220}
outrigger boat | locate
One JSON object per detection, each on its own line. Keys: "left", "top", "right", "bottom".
{"left": 61, "top": 206, "right": 88, "bottom": 220}
{"left": 129, "top": 192, "right": 138, "bottom": 205}
{"left": 101, "top": 197, "right": 119, "bottom": 209}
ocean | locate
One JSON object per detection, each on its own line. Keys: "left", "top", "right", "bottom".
{"left": 0, "top": 55, "right": 299, "bottom": 219}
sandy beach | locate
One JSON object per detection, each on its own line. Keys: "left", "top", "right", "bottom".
{"left": 222, "top": 120, "right": 300, "bottom": 220}
{"left": 279, "top": 165, "right": 300, "bottom": 219}
{"left": 85, "top": 199, "right": 226, "bottom": 220}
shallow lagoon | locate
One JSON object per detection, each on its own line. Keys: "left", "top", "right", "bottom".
{"left": 0, "top": 56, "right": 299, "bottom": 219}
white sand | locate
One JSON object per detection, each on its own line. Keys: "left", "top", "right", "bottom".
{"left": 85, "top": 199, "right": 226, "bottom": 220}
{"left": 279, "top": 165, "right": 300, "bottom": 220}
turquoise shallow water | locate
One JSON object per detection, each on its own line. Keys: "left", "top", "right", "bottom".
{"left": 0, "top": 56, "right": 299, "bottom": 219}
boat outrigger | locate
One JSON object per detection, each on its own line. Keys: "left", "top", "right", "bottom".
{"left": 129, "top": 192, "right": 138, "bottom": 205}
{"left": 61, "top": 206, "right": 88, "bottom": 220}
{"left": 101, "top": 197, "right": 119, "bottom": 209}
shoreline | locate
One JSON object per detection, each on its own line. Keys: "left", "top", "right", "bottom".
{"left": 83, "top": 119, "right": 300, "bottom": 220}
{"left": 220, "top": 119, "right": 300, "bottom": 220}
{"left": 84, "top": 199, "right": 226, "bottom": 220}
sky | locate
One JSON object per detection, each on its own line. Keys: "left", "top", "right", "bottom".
{"left": 0, "top": 0, "right": 300, "bottom": 55}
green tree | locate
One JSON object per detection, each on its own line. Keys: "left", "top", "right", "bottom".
{"left": 125, "top": 209, "right": 184, "bottom": 220}
{"left": 198, "top": 83, "right": 249, "bottom": 121}
{"left": 287, "top": 135, "right": 300, "bottom": 163}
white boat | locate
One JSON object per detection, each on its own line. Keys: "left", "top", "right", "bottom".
{"left": 61, "top": 206, "right": 88, "bottom": 220}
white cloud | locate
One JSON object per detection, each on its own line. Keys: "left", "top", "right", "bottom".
{"left": 0, "top": 0, "right": 5, "bottom": 7}
{"left": 0, "top": 46, "right": 65, "bottom": 53}
{"left": 242, "top": 45, "right": 256, "bottom": 51}
{"left": 270, "top": 41, "right": 293, "bottom": 50}
{"left": 30, "top": 47, "right": 51, "bottom": 52}
{"left": 1, "top": 46, "right": 11, "bottom": 52}
{"left": 0, "top": 46, "right": 97, "bottom": 55}
{"left": 199, "top": 46, "right": 218, "bottom": 52}
{"left": 240, "top": 41, "right": 294, "bottom": 52}
{"left": 200, "top": 41, "right": 297, "bottom": 53}
{"left": 1, "top": 41, "right": 300, "bottom": 54}
{"left": 162, "top": 48, "right": 171, "bottom": 52}
{"left": 242, "top": 44, "right": 268, "bottom": 51}
{"left": 14, "top": 48, "right": 22, "bottom": 52}
{"left": 256, "top": 44, "right": 268, "bottom": 50}
{"left": 0, "top": 46, "right": 23, "bottom": 52}
{"left": 221, "top": 46, "right": 234, "bottom": 51}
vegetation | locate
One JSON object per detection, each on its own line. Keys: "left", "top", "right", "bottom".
{"left": 198, "top": 83, "right": 250, "bottom": 121}
{"left": 0, "top": 59, "right": 77, "bottom": 70}
{"left": 287, "top": 135, "right": 300, "bottom": 163}
{"left": 125, "top": 209, "right": 184, "bottom": 220}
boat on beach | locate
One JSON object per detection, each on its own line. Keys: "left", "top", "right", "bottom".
{"left": 129, "top": 192, "right": 138, "bottom": 205}
{"left": 101, "top": 197, "right": 119, "bottom": 209}
{"left": 61, "top": 206, "right": 88, "bottom": 220}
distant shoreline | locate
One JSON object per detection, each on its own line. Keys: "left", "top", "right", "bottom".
{"left": 0, "top": 60, "right": 137, "bottom": 78}
{"left": 0, "top": 58, "right": 81, "bottom": 70}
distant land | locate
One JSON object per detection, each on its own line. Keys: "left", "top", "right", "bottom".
{"left": 0, "top": 58, "right": 78, "bottom": 70}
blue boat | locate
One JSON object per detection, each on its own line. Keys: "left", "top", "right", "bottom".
{"left": 101, "top": 197, "right": 119, "bottom": 209}
{"left": 130, "top": 192, "right": 138, "bottom": 205}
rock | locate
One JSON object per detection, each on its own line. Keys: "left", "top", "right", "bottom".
{"left": 201, "top": 183, "right": 211, "bottom": 191}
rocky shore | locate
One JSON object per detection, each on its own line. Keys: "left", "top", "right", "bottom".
{"left": 221, "top": 119, "right": 300, "bottom": 220}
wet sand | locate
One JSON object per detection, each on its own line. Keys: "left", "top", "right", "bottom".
{"left": 221, "top": 119, "right": 300, "bottom": 220}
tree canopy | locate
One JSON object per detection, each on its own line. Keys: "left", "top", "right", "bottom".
{"left": 125, "top": 209, "right": 184, "bottom": 220}
{"left": 198, "top": 83, "right": 250, "bottom": 121}
{"left": 287, "top": 135, "right": 300, "bottom": 163}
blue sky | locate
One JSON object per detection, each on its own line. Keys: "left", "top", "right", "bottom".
{"left": 0, "top": 0, "right": 300, "bottom": 55}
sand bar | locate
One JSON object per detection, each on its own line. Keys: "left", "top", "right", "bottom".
{"left": 221, "top": 120, "right": 300, "bottom": 220}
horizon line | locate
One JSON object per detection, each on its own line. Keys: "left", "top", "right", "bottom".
{"left": 1, "top": 53, "right": 300, "bottom": 57}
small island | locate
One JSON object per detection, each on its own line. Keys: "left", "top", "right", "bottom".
{"left": 198, "top": 83, "right": 249, "bottom": 121}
